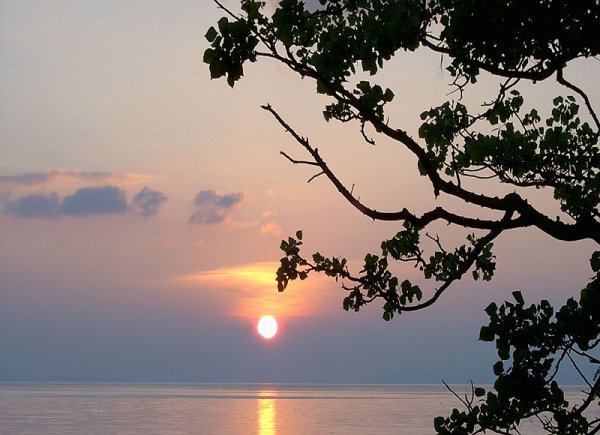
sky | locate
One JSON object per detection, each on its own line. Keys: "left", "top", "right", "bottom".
{"left": 0, "top": 0, "right": 598, "bottom": 384}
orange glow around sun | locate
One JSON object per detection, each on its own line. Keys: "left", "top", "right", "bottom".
{"left": 257, "top": 315, "right": 278, "bottom": 339}
{"left": 172, "top": 261, "right": 354, "bottom": 321}
{"left": 172, "top": 262, "right": 324, "bottom": 320}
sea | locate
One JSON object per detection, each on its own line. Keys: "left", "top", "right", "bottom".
{"left": 0, "top": 383, "right": 595, "bottom": 434}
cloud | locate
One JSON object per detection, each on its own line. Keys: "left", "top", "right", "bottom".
{"left": 0, "top": 169, "right": 122, "bottom": 187}
{"left": 0, "top": 173, "right": 54, "bottom": 186}
{"left": 171, "top": 262, "right": 338, "bottom": 320}
{"left": 261, "top": 210, "right": 275, "bottom": 219}
{"left": 58, "top": 186, "right": 128, "bottom": 216}
{"left": 259, "top": 221, "right": 283, "bottom": 236}
{"left": 189, "top": 189, "right": 244, "bottom": 225}
{"left": 131, "top": 186, "right": 167, "bottom": 217}
{"left": 4, "top": 193, "right": 60, "bottom": 218}
{"left": 2, "top": 184, "right": 168, "bottom": 219}
{"left": 259, "top": 208, "right": 283, "bottom": 236}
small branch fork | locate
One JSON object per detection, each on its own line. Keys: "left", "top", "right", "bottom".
{"left": 405, "top": 224, "right": 505, "bottom": 312}
{"left": 557, "top": 69, "right": 600, "bottom": 133}
{"left": 213, "top": 0, "right": 240, "bottom": 20}
{"left": 280, "top": 151, "right": 318, "bottom": 168}
{"left": 441, "top": 381, "right": 520, "bottom": 435}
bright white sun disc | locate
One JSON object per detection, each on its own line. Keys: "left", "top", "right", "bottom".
{"left": 257, "top": 315, "right": 278, "bottom": 339}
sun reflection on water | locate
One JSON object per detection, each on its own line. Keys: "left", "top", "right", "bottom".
{"left": 258, "top": 391, "right": 276, "bottom": 435}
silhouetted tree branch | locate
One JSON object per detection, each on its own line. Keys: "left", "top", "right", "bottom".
{"left": 205, "top": 0, "right": 600, "bottom": 432}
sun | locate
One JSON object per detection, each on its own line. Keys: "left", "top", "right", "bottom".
{"left": 257, "top": 315, "right": 278, "bottom": 339}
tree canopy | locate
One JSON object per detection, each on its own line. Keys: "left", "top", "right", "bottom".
{"left": 205, "top": 0, "right": 600, "bottom": 433}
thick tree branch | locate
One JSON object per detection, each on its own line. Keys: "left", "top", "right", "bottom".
{"left": 257, "top": 51, "right": 600, "bottom": 243}
{"left": 264, "top": 103, "right": 600, "bottom": 244}
{"left": 421, "top": 37, "right": 574, "bottom": 82}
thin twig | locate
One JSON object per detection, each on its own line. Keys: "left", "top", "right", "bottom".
{"left": 307, "top": 172, "right": 325, "bottom": 183}
{"left": 557, "top": 69, "right": 600, "bottom": 132}
{"left": 280, "top": 150, "right": 319, "bottom": 166}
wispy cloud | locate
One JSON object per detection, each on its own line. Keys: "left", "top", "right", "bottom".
{"left": 258, "top": 208, "right": 283, "bottom": 236}
{"left": 172, "top": 262, "right": 337, "bottom": 319}
{"left": 0, "top": 169, "right": 139, "bottom": 187}
{"left": 260, "top": 221, "right": 283, "bottom": 236}
{"left": 188, "top": 189, "right": 244, "bottom": 225}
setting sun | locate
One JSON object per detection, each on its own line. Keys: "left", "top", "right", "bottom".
{"left": 257, "top": 315, "right": 278, "bottom": 340}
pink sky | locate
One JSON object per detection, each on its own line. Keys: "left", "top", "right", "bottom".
{"left": 0, "top": 0, "right": 597, "bottom": 383}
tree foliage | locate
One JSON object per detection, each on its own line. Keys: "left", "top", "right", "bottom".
{"left": 205, "top": 0, "right": 600, "bottom": 432}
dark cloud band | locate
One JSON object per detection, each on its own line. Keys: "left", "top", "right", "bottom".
{"left": 4, "top": 185, "right": 168, "bottom": 219}
{"left": 58, "top": 186, "right": 128, "bottom": 216}
{"left": 0, "top": 170, "right": 118, "bottom": 186}
{"left": 4, "top": 193, "right": 60, "bottom": 218}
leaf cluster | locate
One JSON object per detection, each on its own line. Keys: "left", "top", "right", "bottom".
{"left": 276, "top": 223, "right": 498, "bottom": 321}
{"left": 436, "top": 278, "right": 600, "bottom": 434}
{"left": 429, "top": 0, "right": 600, "bottom": 82}
{"left": 419, "top": 91, "right": 600, "bottom": 220}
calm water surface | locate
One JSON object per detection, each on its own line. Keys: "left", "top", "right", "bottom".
{"left": 0, "top": 383, "right": 593, "bottom": 434}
